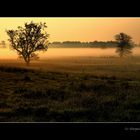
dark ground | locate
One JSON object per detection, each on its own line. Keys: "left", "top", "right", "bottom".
{"left": 0, "top": 57, "right": 140, "bottom": 122}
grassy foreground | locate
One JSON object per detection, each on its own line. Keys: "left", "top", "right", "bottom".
{"left": 0, "top": 57, "right": 140, "bottom": 122}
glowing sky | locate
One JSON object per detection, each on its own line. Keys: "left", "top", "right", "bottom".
{"left": 0, "top": 17, "right": 140, "bottom": 43}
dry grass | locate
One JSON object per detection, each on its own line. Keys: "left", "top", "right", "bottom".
{"left": 0, "top": 56, "right": 140, "bottom": 122}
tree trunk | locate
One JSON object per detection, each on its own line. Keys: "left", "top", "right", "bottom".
{"left": 26, "top": 61, "right": 30, "bottom": 66}
{"left": 24, "top": 57, "right": 30, "bottom": 66}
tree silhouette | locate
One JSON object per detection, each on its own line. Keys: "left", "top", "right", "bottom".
{"left": 0, "top": 41, "right": 6, "bottom": 48}
{"left": 115, "top": 33, "right": 134, "bottom": 57}
{"left": 6, "top": 21, "right": 49, "bottom": 65}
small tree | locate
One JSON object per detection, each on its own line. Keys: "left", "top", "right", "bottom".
{"left": 6, "top": 21, "right": 49, "bottom": 65}
{"left": 115, "top": 33, "right": 134, "bottom": 57}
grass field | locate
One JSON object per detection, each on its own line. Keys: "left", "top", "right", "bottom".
{"left": 0, "top": 56, "right": 140, "bottom": 122}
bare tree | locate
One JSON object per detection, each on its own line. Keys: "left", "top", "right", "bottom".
{"left": 6, "top": 21, "right": 49, "bottom": 65}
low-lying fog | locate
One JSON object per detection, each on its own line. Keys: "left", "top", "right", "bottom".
{"left": 0, "top": 47, "right": 140, "bottom": 60}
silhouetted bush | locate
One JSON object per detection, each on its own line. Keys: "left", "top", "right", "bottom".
{"left": 23, "top": 75, "right": 32, "bottom": 82}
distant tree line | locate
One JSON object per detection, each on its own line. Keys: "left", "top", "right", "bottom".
{"left": 49, "top": 41, "right": 118, "bottom": 48}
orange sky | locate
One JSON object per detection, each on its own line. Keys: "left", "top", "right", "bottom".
{"left": 0, "top": 17, "right": 140, "bottom": 43}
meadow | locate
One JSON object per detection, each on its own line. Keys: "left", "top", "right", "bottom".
{"left": 0, "top": 55, "right": 140, "bottom": 122}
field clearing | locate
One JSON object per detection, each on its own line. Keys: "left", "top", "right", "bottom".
{"left": 1, "top": 56, "right": 140, "bottom": 122}
{"left": 1, "top": 56, "right": 140, "bottom": 79}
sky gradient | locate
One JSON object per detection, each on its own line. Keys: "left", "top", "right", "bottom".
{"left": 0, "top": 17, "right": 140, "bottom": 43}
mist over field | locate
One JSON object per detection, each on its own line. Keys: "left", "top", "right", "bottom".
{"left": 0, "top": 47, "right": 140, "bottom": 60}
{"left": 1, "top": 18, "right": 140, "bottom": 122}
{"left": 0, "top": 45, "right": 140, "bottom": 122}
